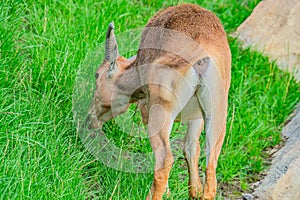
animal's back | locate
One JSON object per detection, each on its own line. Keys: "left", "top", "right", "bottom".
{"left": 146, "top": 4, "right": 226, "bottom": 45}
{"left": 134, "top": 4, "right": 231, "bottom": 88}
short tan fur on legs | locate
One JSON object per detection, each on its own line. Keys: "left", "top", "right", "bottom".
{"left": 184, "top": 119, "right": 204, "bottom": 199}
{"left": 146, "top": 97, "right": 175, "bottom": 200}
{"left": 197, "top": 58, "right": 229, "bottom": 200}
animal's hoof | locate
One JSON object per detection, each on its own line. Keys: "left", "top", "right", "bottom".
{"left": 189, "top": 189, "right": 202, "bottom": 199}
{"left": 202, "top": 193, "right": 214, "bottom": 200}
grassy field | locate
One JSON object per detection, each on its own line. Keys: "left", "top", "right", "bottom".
{"left": 1, "top": 0, "right": 299, "bottom": 199}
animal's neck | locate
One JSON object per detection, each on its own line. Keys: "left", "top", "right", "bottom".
{"left": 116, "top": 65, "right": 149, "bottom": 102}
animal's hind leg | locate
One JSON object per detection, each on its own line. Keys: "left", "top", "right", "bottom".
{"left": 202, "top": 117, "right": 226, "bottom": 200}
{"left": 184, "top": 119, "right": 204, "bottom": 199}
{"left": 197, "top": 60, "right": 228, "bottom": 200}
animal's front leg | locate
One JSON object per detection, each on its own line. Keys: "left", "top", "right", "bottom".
{"left": 146, "top": 100, "right": 175, "bottom": 200}
{"left": 138, "top": 99, "right": 149, "bottom": 125}
{"left": 140, "top": 99, "right": 172, "bottom": 197}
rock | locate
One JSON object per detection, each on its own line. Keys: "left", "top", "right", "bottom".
{"left": 282, "top": 103, "right": 300, "bottom": 138}
{"left": 253, "top": 107, "right": 300, "bottom": 199}
{"left": 235, "top": 0, "right": 300, "bottom": 81}
{"left": 242, "top": 193, "right": 255, "bottom": 200}
{"left": 251, "top": 181, "right": 260, "bottom": 190}
{"left": 235, "top": 0, "right": 300, "bottom": 198}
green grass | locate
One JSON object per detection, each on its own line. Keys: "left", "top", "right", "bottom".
{"left": 1, "top": 0, "right": 299, "bottom": 199}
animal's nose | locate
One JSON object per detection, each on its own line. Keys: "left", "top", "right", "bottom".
{"left": 83, "top": 114, "right": 92, "bottom": 129}
{"left": 83, "top": 114, "right": 95, "bottom": 129}
{"left": 81, "top": 114, "right": 104, "bottom": 139}
{"left": 84, "top": 114, "right": 103, "bottom": 129}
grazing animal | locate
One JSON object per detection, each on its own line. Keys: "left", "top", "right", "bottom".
{"left": 88, "top": 4, "right": 231, "bottom": 200}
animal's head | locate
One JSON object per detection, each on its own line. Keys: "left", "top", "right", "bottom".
{"left": 88, "top": 23, "right": 135, "bottom": 129}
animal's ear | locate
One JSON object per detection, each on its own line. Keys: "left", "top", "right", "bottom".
{"left": 116, "top": 55, "right": 136, "bottom": 69}
{"left": 105, "top": 22, "right": 119, "bottom": 75}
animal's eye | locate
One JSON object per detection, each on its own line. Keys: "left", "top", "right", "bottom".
{"left": 95, "top": 72, "right": 99, "bottom": 79}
